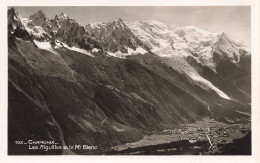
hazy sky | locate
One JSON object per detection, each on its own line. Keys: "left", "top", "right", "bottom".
{"left": 12, "top": 6, "right": 251, "bottom": 46}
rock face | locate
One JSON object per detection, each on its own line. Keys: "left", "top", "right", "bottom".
{"left": 29, "top": 10, "right": 48, "bottom": 27}
{"left": 85, "top": 19, "right": 148, "bottom": 53}
{"left": 8, "top": 8, "right": 251, "bottom": 155}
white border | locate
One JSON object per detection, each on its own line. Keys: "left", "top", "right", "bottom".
{"left": 0, "top": 0, "right": 259, "bottom": 163}
{"left": 1, "top": 0, "right": 253, "bottom": 6}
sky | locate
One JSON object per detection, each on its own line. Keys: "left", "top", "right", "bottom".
{"left": 12, "top": 6, "right": 251, "bottom": 46}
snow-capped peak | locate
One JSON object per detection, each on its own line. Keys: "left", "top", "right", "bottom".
{"left": 58, "top": 13, "right": 69, "bottom": 20}
{"left": 127, "top": 20, "right": 250, "bottom": 71}
{"left": 143, "top": 20, "right": 169, "bottom": 29}
{"left": 110, "top": 18, "right": 127, "bottom": 29}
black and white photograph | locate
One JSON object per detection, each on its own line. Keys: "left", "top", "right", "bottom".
{"left": 6, "top": 5, "right": 253, "bottom": 155}
{"left": 1, "top": 0, "right": 260, "bottom": 162}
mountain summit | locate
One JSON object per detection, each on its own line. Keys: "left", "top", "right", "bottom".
{"left": 57, "top": 12, "right": 69, "bottom": 20}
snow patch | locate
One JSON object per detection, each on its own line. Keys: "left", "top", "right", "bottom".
{"left": 135, "top": 47, "right": 147, "bottom": 54}
{"left": 55, "top": 41, "right": 93, "bottom": 57}
{"left": 127, "top": 48, "right": 135, "bottom": 54}
{"left": 128, "top": 47, "right": 147, "bottom": 55}
{"left": 33, "top": 40, "right": 58, "bottom": 55}
{"left": 69, "top": 46, "right": 93, "bottom": 57}
{"left": 20, "top": 18, "right": 49, "bottom": 39}
{"left": 112, "top": 126, "right": 126, "bottom": 132}
{"left": 188, "top": 72, "right": 230, "bottom": 100}
{"left": 107, "top": 52, "right": 126, "bottom": 59}
{"left": 107, "top": 47, "right": 147, "bottom": 59}
{"left": 92, "top": 48, "right": 99, "bottom": 53}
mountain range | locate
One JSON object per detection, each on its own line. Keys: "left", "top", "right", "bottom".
{"left": 8, "top": 8, "right": 251, "bottom": 155}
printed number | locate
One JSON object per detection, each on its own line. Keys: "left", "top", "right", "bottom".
{"left": 15, "top": 141, "right": 23, "bottom": 144}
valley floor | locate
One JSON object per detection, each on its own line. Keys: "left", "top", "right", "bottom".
{"left": 109, "top": 118, "right": 251, "bottom": 155}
